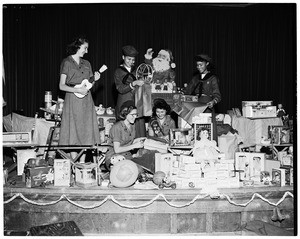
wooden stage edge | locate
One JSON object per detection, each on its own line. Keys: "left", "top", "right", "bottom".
{"left": 3, "top": 185, "right": 295, "bottom": 235}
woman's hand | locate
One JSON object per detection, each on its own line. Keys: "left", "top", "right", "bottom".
{"left": 94, "top": 71, "right": 101, "bottom": 82}
{"left": 132, "top": 138, "right": 145, "bottom": 149}
{"left": 207, "top": 100, "right": 215, "bottom": 108}
{"left": 77, "top": 86, "right": 89, "bottom": 95}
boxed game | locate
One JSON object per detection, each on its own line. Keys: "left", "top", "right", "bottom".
{"left": 242, "top": 101, "right": 276, "bottom": 118}
{"left": 272, "top": 168, "right": 286, "bottom": 186}
{"left": 155, "top": 153, "right": 178, "bottom": 176}
{"left": 264, "top": 159, "right": 281, "bottom": 174}
{"left": 25, "top": 166, "right": 54, "bottom": 188}
{"left": 3, "top": 131, "right": 32, "bottom": 145}
{"left": 235, "top": 152, "right": 265, "bottom": 181}
{"left": 54, "top": 159, "right": 71, "bottom": 187}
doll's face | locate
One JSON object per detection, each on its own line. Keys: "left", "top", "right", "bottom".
{"left": 200, "top": 130, "right": 209, "bottom": 139}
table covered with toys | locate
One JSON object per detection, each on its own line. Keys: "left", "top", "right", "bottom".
{"left": 3, "top": 108, "right": 294, "bottom": 234}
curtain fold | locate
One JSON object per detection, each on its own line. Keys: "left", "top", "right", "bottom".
{"left": 2, "top": 3, "right": 296, "bottom": 118}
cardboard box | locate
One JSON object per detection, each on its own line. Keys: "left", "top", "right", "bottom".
{"left": 155, "top": 153, "right": 177, "bottom": 176}
{"left": 282, "top": 155, "right": 293, "bottom": 167}
{"left": 25, "top": 166, "right": 54, "bottom": 187}
{"left": 235, "top": 152, "right": 265, "bottom": 180}
{"left": 268, "top": 125, "right": 290, "bottom": 144}
{"left": 180, "top": 163, "right": 201, "bottom": 171}
{"left": 264, "top": 159, "right": 281, "bottom": 174}
{"left": 242, "top": 101, "right": 276, "bottom": 118}
{"left": 3, "top": 132, "right": 32, "bottom": 145}
{"left": 272, "top": 168, "right": 286, "bottom": 186}
{"left": 54, "top": 159, "right": 71, "bottom": 187}
{"left": 280, "top": 166, "right": 293, "bottom": 186}
{"left": 180, "top": 155, "right": 195, "bottom": 164}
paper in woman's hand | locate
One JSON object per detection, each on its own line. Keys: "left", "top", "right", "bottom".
{"left": 133, "top": 137, "right": 147, "bottom": 144}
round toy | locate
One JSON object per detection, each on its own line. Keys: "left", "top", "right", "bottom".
{"left": 136, "top": 63, "right": 154, "bottom": 83}
{"left": 153, "top": 171, "right": 166, "bottom": 185}
{"left": 109, "top": 160, "right": 139, "bottom": 188}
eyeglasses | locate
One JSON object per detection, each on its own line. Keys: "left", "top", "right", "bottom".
{"left": 129, "top": 113, "right": 138, "bottom": 117}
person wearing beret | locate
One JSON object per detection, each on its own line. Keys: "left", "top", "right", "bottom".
{"left": 184, "top": 54, "right": 221, "bottom": 142}
{"left": 114, "top": 45, "right": 146, "bottom": 137}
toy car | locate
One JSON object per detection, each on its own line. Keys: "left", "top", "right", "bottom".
{"left": 158, "top": 181, "right": 176, "bottom": 189}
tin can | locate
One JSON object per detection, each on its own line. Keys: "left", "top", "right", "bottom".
{"left": 45, "top": 91, "right": 52, "bottom": 109}
{"left": 3, "top": 169, "right": 8, "bottom": 185}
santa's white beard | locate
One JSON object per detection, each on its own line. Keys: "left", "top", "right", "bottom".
{"left": 153, "top": 58, "right": 170, "bottom": 72}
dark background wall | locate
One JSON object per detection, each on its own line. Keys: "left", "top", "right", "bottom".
{"left": 2, "top": 3, "right": 296, "bottom": 118}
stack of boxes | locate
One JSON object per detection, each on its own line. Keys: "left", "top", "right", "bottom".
{"left": 235, "top": 151, "right": 293, "bottom": 186}
{"left": 155, "top": 153, "right": 239, "bottom": 189}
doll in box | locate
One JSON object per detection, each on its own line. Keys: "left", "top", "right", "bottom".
{"left": 192, "top": 127, "right": 220, "bottom": 163}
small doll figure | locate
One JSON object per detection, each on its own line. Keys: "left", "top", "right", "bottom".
{"left": 163, "top": 79, "right": 168, "bottom": 91}
{"left": 277, "top": 104, "right": 286, "bottom": 118}
{"left": 155, "top": 79, "right": 162, "bottom": 92}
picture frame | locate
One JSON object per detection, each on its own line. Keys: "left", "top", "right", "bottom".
{"left": 268, "top": 125, "right": 290, "bottom": 145}
{"left": 169, "top": 128, "right": 193, "bottom": 147}
{"left": 194, "top": 123, "right": 213, "bottom": 141}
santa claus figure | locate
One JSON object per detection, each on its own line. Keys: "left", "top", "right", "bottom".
{"left": 144, "top": 48, "right": 176, "bottom": 88}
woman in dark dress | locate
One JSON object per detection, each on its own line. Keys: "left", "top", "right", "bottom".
{"left": 59, "top": 36, "right": 101, "bottom": 163}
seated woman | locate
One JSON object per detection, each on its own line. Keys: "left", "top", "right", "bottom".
{"left": 148, "top": 98, "right": 176, "bottom": 143}
{"left": 106, "top": 100, "right": 156, "bottom": 173}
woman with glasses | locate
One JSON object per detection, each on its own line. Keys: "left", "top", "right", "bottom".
{"left": 106, "top": 100, "right": 156, "bottom": 173}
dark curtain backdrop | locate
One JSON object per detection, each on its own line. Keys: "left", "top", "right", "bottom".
{"left": 2, "top": 3, "right": 296, "bottom": 118}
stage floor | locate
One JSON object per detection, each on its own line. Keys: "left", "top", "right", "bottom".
{"left": 3, "top": 175, "right": 295, "bottom": 235}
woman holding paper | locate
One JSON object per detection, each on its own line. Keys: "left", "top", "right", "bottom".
{"left": 106, "top": 100, "right": 156, "bottom": 173}
{"left": 58, "top": 36, "right": 104, "bottom": 163}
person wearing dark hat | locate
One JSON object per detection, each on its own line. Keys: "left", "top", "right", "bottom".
{"left": 114, "top": 45, "right": 146, "bottom": 137}
{"left": 184, "top": 54, "right": 221, "bottom": 142}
